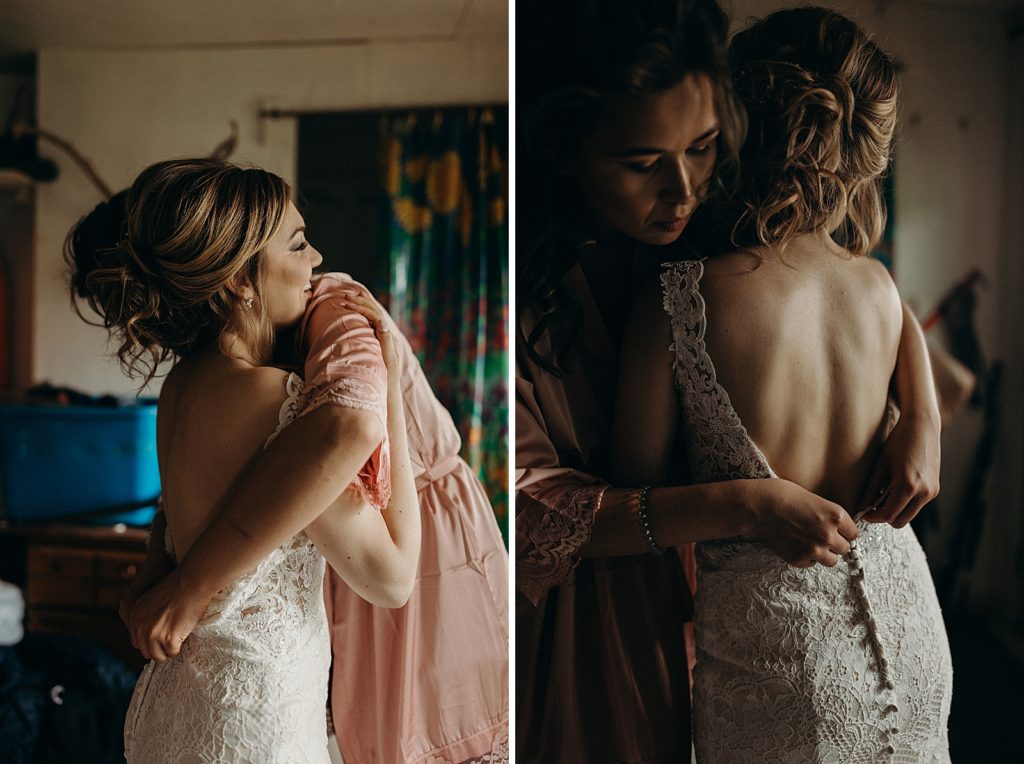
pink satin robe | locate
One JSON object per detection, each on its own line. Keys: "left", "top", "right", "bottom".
{"left": 299, "top": 273, "right": 509, "bottom": 764}
{"left": 516, "top": 265, "right": 693, "bottom": 763}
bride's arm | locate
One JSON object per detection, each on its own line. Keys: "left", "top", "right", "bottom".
{"left": 127, "top": 390, "right": 384, "bottom": 661}
{"left": 855, "top": 301, "right": 941, "bottom": 525}
{"left": 126, "top": 290, "right": 388, "bottom": 660}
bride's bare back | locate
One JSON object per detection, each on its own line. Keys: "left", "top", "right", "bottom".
{"left": 700, "top": 233, "right": 902, "bottom": 511}
{"left": 155, "top": 350, "right": 294, "bottom": 560}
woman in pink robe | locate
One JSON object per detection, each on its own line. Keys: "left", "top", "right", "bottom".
{"left": 302, "top": 273, "right": 508, "bottom": 764}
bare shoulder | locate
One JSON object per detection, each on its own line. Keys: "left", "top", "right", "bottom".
{"left": 851, "top": 255, "right": 903, "bottom": 325}
{"left": 217, "top": 365, "right": 292, "bottom": 417}
{"left": 183, "top": 360, "right": 293, "bottom": 441}
{"left": 699, "top": 249, "right": 776, "bottom": 338}
{"left": 700, "top": 250, "right": 771, "bottom": 306}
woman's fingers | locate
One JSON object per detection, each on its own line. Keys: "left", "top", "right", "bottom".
{"left": 836, "top": 511, "right": 859, "bottom": 543}
{"left": 814, "top": 549, "right": 840, "bottom": 567}
{"left": 892, "top": 493, "right": 929, "bottom": 528}
{"left": 149, "top": 637, "right": 168, "bottom": 663}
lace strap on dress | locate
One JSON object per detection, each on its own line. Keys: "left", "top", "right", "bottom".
{"left": 264, "top": 372, "right": 304, "bottom": 448}
{"left": 659, "top": 261, "right": 773, "bottom": 483}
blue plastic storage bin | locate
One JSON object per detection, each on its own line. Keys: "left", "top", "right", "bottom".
{"left": 0, "top": 402, "right": 161, "bottom": 526}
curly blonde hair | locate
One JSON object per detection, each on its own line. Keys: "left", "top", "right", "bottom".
{"left": 66, "top": 159, "right": 291, "bottom": 386}
{"left": 726, "top": 7, "right": 898, "bottom": 256}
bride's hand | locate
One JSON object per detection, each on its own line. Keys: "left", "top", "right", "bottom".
{"left": 855, "top": 411, "right": 940, "bottom": 528}
{"left": 343, "top": 285, "right": 400, "bottom": 377}
{"left": 127, "top": 567, "right": 210, "bottom": 662}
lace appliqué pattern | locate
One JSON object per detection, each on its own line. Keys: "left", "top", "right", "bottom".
{"left": 517, "top": 480, "right": 607, "bottom": 605}
{"left": 661, "top": 261, "right": 953, "bottom": 763}
{"left": 125, "top": 373, "right": 332, "bottom": 763}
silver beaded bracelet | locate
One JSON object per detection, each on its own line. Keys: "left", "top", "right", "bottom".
{"left": 637, "top": 484, "right": 665, "bottom": 553}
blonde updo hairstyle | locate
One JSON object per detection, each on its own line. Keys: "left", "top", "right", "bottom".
{"left": 727, "top": 7, "right": 898, "bottom": 256}
{"left": 67, "top": 159, "right": 291, "bottom": 385}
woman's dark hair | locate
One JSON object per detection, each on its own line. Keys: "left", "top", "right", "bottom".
{"left": 518, "top": 0, "right": 743, "bottom": 373}
{"left": 714, "top": 7, "right": 899, "bottom": 257}
{"left": 65, "top": 159, "right": 291, "bottom": 387}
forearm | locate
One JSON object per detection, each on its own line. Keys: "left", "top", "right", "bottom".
{"left": 579, "top": 480, "right": 757, "bottom": 557}
{"left": 894, "top": 303, "right": 941, "bottom": 429}
{"left": 373, "top": 380, "right": 421, "bottom": 596}
{"left": 177, "top": 405, "right": 383, "bottom": 600}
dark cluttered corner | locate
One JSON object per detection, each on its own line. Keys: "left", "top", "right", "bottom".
{"left": 0, "top": 384, "right": 158, "bottom": 763}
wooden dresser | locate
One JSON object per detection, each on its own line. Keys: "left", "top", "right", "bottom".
{"left": 0, "top": 522, "right": 148, "bottom": 671}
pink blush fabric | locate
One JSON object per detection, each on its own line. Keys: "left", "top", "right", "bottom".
{"left": 299, "top": 282, "right": 391, "bottom": 511}
{"left": 302, "top": 274, "right": 509, "bottom": 764}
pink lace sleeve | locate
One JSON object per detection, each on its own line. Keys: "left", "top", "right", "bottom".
{"left": 297, "top": 274, "right": 390, "bottom": 511}
{"left": 515, "top": 372, "right": 608, "bottom": 605}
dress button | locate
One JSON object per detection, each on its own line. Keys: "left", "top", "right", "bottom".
{"left": 884, "top": 745, "right": 896, "bottom": 754}
{"left": 891, "top": 727, "right": 899, "bottom": 735}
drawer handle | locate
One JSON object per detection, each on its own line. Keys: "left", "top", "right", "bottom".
{"left": 123, "top": 564, "right": 138, "bottom": 578}
{"left": 50, "top": 559, "right": 63, "bottom": 573}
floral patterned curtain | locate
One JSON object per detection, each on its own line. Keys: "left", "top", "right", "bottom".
{"left": 379, "top": 107, "right": 509, "bottom": 542}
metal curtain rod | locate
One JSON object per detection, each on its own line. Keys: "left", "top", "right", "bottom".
{"left": 259, "top": 102, "right": 506, "bottom": 119}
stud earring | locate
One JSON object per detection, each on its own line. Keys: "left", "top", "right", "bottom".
{"left": 245, "top": 296, "right": 254, "bottom": 308}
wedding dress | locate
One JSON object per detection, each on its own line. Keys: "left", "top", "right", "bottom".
{"left": 124, "top": 373, "right": 331, "bottom": 763}
{"left": 661, "top": 261, "right": 953, "bottom": 764}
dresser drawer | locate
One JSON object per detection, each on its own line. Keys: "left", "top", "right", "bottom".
{"left": 27, "top": 546, "right": 95, "bottom": 606}
{"left": 96, "top": 551, "right": 144, "bottom": 608}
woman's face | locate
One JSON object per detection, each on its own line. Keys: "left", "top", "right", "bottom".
{"left": 572, "top": 73, "right": 720, "bottom": 246}
{"left": 260, "top": 201, "right": 322, "bottom": 328}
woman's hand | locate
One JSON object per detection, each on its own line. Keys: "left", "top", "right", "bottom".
{"left": 343, "top": 284, "right": 400, "bottom": 375}
{"left": 747, "top": 478, "right": 860, "bottom": 568}
{"left": 856, "top": 412, "right": 941, "bottom": 528}
{"left": 126, "top": 567, "right": 211, "bottom": 663}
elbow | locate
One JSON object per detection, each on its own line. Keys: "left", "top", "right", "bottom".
{"left": 370, "top": 578, "right": 415, "bottom": 609}
{"left": 363, "top": 564, "right": 416, "bottom": 608}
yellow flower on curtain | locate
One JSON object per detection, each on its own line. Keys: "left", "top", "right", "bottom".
{"left": 427, "top": 150, "right": 462, "bottom": 215}
{"left": 392, "top": 197, "right": 432, "bottom": 234}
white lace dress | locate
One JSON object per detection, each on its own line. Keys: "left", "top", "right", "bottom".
{"left": 124, "top": 373, "right": 331, "bottom": 763}
{"left": 661, "top": 262, "right": 953, "bottom": 764}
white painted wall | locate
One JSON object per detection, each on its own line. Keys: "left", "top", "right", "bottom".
{"left": 726, "top": 0, "right": 1024, "bottom": 619}
{"left": 34, "top": 37, "right": 508, "bottom": 395}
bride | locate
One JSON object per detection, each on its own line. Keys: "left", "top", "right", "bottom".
{"left": 68, "top": 158, "right": 420, "bottom": 762}
{"left": 612, "top": 8, "right": 953, "bottom": 762}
